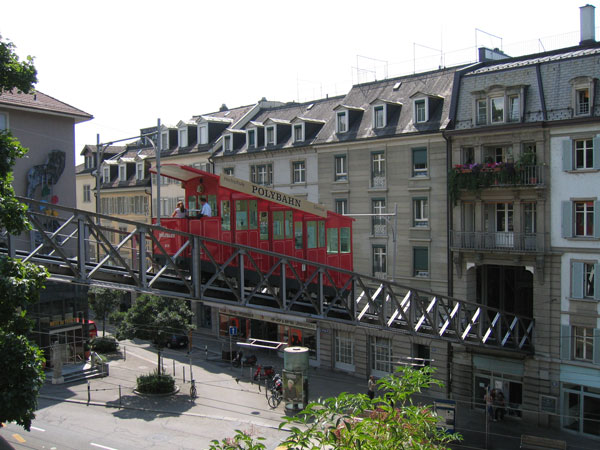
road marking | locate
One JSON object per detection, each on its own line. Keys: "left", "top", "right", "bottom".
{"left": 31, "top": 426, "right": 45, "bottom": 432}
{"left": 12, "top": 434, "right": 26, "bottom": 443}
{"left": 91, "top": 443, "right": 119, "bottom": 450}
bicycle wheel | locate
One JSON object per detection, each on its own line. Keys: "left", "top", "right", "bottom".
{"left": 268, "top": 392, "right": 280, "bottom": 408}
{"left": 190, "top": 385, "right": 197, "bottom": 398}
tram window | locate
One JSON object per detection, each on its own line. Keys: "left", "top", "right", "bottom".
{"left": 273, "top": 211, "right": 284, "bottom": 239}
{"left": 327, "top": 228, "right": 338, "bottom": 253}
{"left": 259, "top": 211, "right": 269, "bottom": 239}
{"left": 307, "top": 221, "right": 317, "bottom": 249}
{"left": 318, "top": 221, "right": 325, "bottom": 248}
{"left": 285, "top": 210, "right": 293, "bottom": 238}
{"left": 249, "top": 200, "right": 258, "bottom": 229}
{"left": 188, "top": 196, "right": 197, "bottom": 217}
{"left": 340, "top": 227, "right": 351, "bottom": 253}
{"left": 235, "top": 200, "right": 248, "bottom": 230}
{"left": 221, "top": 200, "right": 231, "bottom": 231}
{"left": 208, "top": 195, "right": 217, "bottom": 216}
{"left": 295, "top": 221, "right": 303, "bottom": 249}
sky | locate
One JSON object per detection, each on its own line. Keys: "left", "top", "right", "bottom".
{"left": 1, "top": 0, "right": 590, "bottom": 163}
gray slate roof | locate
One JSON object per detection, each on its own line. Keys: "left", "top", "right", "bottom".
{"left": 0, "top": 90, "right": 92, "bottom": 122}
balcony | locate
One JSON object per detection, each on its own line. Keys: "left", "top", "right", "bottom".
{"left": 450, "top": 231, "right": 546, "bottom": 253}
{"left": 449, "top": 164, "right": 544, "bottom": 202}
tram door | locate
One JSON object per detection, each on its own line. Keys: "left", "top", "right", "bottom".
{"left": 270, "top": 208, "right": 294, "bottom": 276}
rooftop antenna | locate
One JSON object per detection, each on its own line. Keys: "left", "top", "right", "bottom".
{"left": 475, "top": 28, "right": 503, "bottom": 59}
{"left": 413, "top": 42, "right": 442, "bottom": 74}
{"left": 354, "top": 55, "right": 388, "bottom": 84}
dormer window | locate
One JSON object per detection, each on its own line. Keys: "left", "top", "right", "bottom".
{"left": 178, "top": 128, "right": 188, "bottom": 147}
{"left": 161, "top": 132, "right": 169, "bottom": 150}
{"left": 136, "top": 162, "right": 144, "bottom": 180}
{"left": 373, "top": 105, "right": 385, "bottom": 129}
{"left": 414, "top": 99, "right": 427, "bottom": 123}
{"left": 473, "top": 86, "right": 525, "bottom": 125}
{"left": 490, "top": 96, "right": 504, "bottom": 123}
{"left": 266, "top": 126, "right": 275, "bottom": 146}
{"left": 118, "top": 163, "right": 126, "bottom": 182}
{"left": 84, "top": 155, "right": 95, "bottom": 169}
{"left": 576, "top": 88, "right": 590, "bottom": 116}
{"left": 293, "top": 123, "right": 304, "bottom": 143}
{"left": 247, "top": 129, "right": 256, "bottom": 148}
{"left": 223, "top": 135, "right": 232, "bottom": 152}
{"left": 102, "top": 166, "right": 110, "bottom": 183}
{"left": 198, "top": 124, "right": 208, "bottom": 145}
{"left": 336, "top": 111, "right": 348, "bottom": 133}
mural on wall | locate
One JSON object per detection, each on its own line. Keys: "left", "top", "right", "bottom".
{"left": 26, "top": 150, "right": 66, "bottom": 244}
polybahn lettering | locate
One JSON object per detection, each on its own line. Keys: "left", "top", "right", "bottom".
{"left": 1, "top": 197, "right": 534, "bottom": 353}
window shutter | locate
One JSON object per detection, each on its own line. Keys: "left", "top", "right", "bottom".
{"left": 593, "top": 135, "right": 600, "bottom": 170}
{"left": 560, "top": 325, "right": 571, "bottom": 360}
{"left": 595, "top": 263, "right": 600, "bottom": 301}
{"left": 562, "top": 139, "right": 572, "bottom": 171}
{"left": 572, "top": 262, "right": 584, "bottom": 298}
{"left": 561, "top": 201, "right": 572, "bottom": 238}
{"left": 594, "top": 328, "right": 600, "bottom": 365}
{"left": 595, "top": 201, "right": 600, "bottom": 238}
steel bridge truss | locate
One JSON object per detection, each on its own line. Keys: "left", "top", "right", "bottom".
{"left": 1, "top": 198, "right": 534, "bottom": 353}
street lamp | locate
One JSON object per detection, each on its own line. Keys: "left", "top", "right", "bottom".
{"left": 344, "top": 203, "right": 398, "bottom": 282}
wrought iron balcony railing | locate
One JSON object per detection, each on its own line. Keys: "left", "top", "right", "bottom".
{"left": 450, "top": 231, "right": 546, "bottom": 253}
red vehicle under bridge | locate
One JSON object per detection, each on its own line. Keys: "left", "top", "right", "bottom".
{"left": 1, "top": 189, "right": 534, "bottom": 354}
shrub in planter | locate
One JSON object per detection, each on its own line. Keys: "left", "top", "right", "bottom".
{"left": 90, "top": 336, "right": 119, "bottom": 353}
{"left": 136, "top": 371, "right": 175, "bottom": 394}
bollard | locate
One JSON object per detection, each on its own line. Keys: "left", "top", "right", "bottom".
{"left": 87, "top": 382, "right": 90, "bottom": 405}
{"left": 173, "top": 360, "right": 176, "bottom": 376}
{"left": 205, "top": 344, "right": 208, "bottom": 360}
{"left": 183, "top": 366, "right": 186, "bottom": 383}
{"left": 119, "top": 385, "right": 122, "bottom": 409}
{"left": 124, "top": 345, "right": 126, "bottom": 361}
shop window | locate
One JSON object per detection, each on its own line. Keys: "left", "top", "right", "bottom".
{"left": 370, "top": 336, "right": 392, "bottom": 376}
{"left": 562, "top": 383, "right": 600, "bottom": 436}
{"left": 335, "top": 331, "right": 354, "bottom": 371}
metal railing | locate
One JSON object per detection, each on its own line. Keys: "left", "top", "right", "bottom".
{"left": 0, "top": 197, "right": 535, "bottom": 353}
{"left": 450, "top": 231, "right": 546, "bottom": 253}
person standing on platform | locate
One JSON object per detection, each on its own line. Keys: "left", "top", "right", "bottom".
{"left": 199, "top": 197, "right": 212, "bottom": 217}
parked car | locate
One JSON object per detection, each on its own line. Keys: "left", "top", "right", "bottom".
{"left": 166, "top": 334, "right": 189, "bottom": 349}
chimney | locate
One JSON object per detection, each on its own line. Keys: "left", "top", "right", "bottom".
{"left": 219, "top": 103, "right": 228, "bottom": 112}
{"left": 478, "top": 47, "right": 510, "bottom": 62}
{"left": 580, "top": 4, "right": 596, "bottom": 45}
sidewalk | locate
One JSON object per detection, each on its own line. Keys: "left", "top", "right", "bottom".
{"left": 40, "top": 332, "right": 599, "bottom": 450}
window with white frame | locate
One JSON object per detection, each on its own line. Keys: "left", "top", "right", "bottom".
{"left": 223, "top": 135, "right": 232, "bottom": 152}
{"left": 412, "top": 147, "right": 427, "bottom": 177}
{"left": 372, "top": 198, "right": 386, "bottom": 236}
{"left": 118, "top": 164, "right": 126, "bottom": 182}
{"left": 293, "top": 124, "right": 304, "bottom": 143}
{"left": 136, "top": 162, "right": 144, "bottom": 180}
{"left": 571, "top": 261, "right": 598, "bottom": 299}
{"left": 335, "top": 331, "right": 354, "bottom": 370}
{"left": 373, "top": 105, "right": 385, "bottom": 128}
{"left": 508, "top": 94, "right": 520, "bottom": 122}
{"left": 0, "top": 112, "right": 7, "bottom": 130}
{"left": 265, "top": 126, "right": 275, "bottom": 146}
{"left": 413, "top": 197, "right": 429, "bottom": 227}
{"left": 84, "top": 155, "right": 95, "bottom": 169}
{"left": 576, "top": 139, "right": 594, "bottom": 170}
{"left": 576, "top": 201, "right": 594, "bottom": 237}
{"left": 562, "top": 200, "right": 600, "bottom": 238}
{"left": 370, "top": 336, "right": 392, "bottom": 375}
{"left": 462, "top": 147, "right": 475, "bottom": 165}
{"left": 484, "top": 145, "right": 512, "bottom": 164}
{"left": 413, "top": 246, "right": 429, "bottom": 277}
{"left": 251, "top": 163, "right": 273, "bottom": 186}
{"left": 335, "top": 199, "right": 347, "bottom": 215}
{"left": 573, "top": 326, "right": 594, "bottom": 361}
{"left": 179, "top": 128, "right": 187, "bottom": 147}
{"left": 334, "top": 155, "right": 347, "bottom": 181}
{"left": 336, "top": 111, "right": 348, "bottom": 133}
{"left": 576, "top": 88, "right": 590, "bottom": 116}
{"left": 490, "top": 96, "right": 505, "bottom": 123}
{"left": 161, "top": 132, "right": 169, "bottom": 150}
{"left": 292, "top": 160, "right": 306, "bottom": 183}
{"left": 223, "top": 167, "right": 234, "bottom": 176}
{"left": 414, "top": 99, "right": 427, "bottom": 123}
{"left": 83, "top": 185, "right": 91, "bottom": 203}
{"left": 102, "top": 166, "right": 110, "bottom": 183}
{"left": 372, "top": 245, "right": 387, "bottom": 278}
{"left": 523, "top": 202, "right": 536, "bottom": 234}
{"left": 247, "top": 129, "right": 256, "bottom": 148}
{"left": 476, "top": 99, "right": 487, "bottom": 125}
{"left": 198, "top": 124, "right": 208, "bottom": 145}
{"left": 371, "top": 151, "right": 385, "bottom": 187}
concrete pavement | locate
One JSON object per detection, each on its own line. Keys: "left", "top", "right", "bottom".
{"left": 39, "top": 332, "right": 599, "bottom": 450}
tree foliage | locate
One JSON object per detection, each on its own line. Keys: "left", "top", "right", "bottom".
{"left": 117, "top": 294, "right": 194, "bottom": 373}
{"left": 210, "top": 367, "right": 461, "bottom": 450}
{"left": 0, "top": 35, "right": 48, "bottom": 431}
{"left": 88, "top": 287, "right": 123, "bottom": 336}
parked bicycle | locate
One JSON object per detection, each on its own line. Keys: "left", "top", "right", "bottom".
{"left": 266, "top": 373, "right": 283, "bottom": 408}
